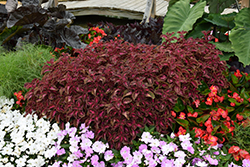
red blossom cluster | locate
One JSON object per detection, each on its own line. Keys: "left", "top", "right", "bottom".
{"left": 88, "top": 27, "right": 107, "bottom": 46}
{"left": 205, "top": 85, "right": 224, "bottom": 105}
{"left": 229, "top": 146, "right": 250, "bottom": 161}
{"left": 173, "top": 80, "right": 250, "bottom": 160}
{"left": 14, "top": 91, "right": 24, "bottom": 107}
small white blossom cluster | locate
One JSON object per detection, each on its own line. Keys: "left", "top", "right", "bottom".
{"left": 0, "top": 96, "right": 60, "bottom": 167}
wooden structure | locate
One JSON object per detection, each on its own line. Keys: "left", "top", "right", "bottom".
{"left": 142, "top": 0, "right": 156, "bottom": 22}
{"left": 241, "top": 0, "right": 250, "bottom": 8}
{"left": 58, "top": 0, "right": 169, "bottom": 20}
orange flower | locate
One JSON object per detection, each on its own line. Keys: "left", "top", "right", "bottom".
{"left": 215, "top": 38, "right": 219, "bottom": 42}
{"left": 88, "top": 34, "right": 92, "bottom": 39}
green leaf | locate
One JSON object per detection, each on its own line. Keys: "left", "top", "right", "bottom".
{"left": 219, "top": 52, "right": 235, "bottom": 61}
{"left": 187, "top": 105, "right": 194, "bottom": 113}
{"left": 231, "top": 74, "right": 239, "bottom": 85}
{"left": 204, "top": 13, "right": 236, "bottom": 29}
{"left": 197, "top": 80, "right": 209, "bottom": 92}
{"left": 173, "top": 98, "right": 185, "bottom": 112}
{"left": 176, "top": 118, "right": 189, "bottom": 128}
{"left": 211, "top": 125, "right": 220, "bottom": 135}
{"left": 162, "top": 0, "right": 206, "bottom": 37}
{"left": 230, "top": 8, "right": 250, "bottom": 67}
{"left": 196, "top": 114, "right": 210, "bottom": 123}
{"left": 226, "top": 106, "right": 235, "bottom": 112}
{"left": 221, "top": 123, "right": 229, "bottom": 132}
{"left": 208, "top": 0, "right": 235, "bottom": 14}
{"left": 0, "top": 26, "right": 22, "bottom": 45}
{"left": 211, "top": 120, "right": 220, "bottom": 127}
{"left": 209, "top": 41, "right": 234, "bottom": 52}
{"left": 185, "top": 13, "right": 213, "bottom": 39}
{"left": 233, "top": 121, "right": 240, "bottom": 129}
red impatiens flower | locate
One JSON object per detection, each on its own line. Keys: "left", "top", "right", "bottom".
{"left": 193, "top": 127, "right": 205, "bottom": 138}
{"left": 205, "top": 97, "right": 213, "bottom": 105}
{"left": 229, "top": 146, "right": 240, "bottom": 154}
{"left": 171, "top": 111, "right": 176, "bottom": 117}
{"left": 187, "top": 112, "right": 198, "bottom": 118}
{"left": 193, "top": 99, "right": 200, "bottom": 108}
{"left": 178, "top": 112, "right": 186, "bottom": 119}
{"left": 239, "top": 149, "right": 250, "bottom": 159}
{"left": 236, "top": 114, "right": 244, "bottom": 121}
{"left": 217, "top": 108, "right": 228, "bottom": 118}
{"left": 230, "top": 102, "right": 236, "bottom": 107}
{"left": 176, "top": 126, "right": 186, "bottom": 136}
{"left": 207, "top": 135, "right": 218, "bottom": 146}
{"left": 234, "top": 69, "right": 242, "bottom": 78}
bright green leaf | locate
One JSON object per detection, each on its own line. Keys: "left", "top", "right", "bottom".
{"left": 162, "top": 0, "right": 206, "bottom": 37}
{"left": 230, "top": 8, "right": 250, "bottom": 67}
{"left": 209, "top": 41, "right": 234, "bottom": 52}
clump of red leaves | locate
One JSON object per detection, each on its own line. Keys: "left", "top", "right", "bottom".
{"left": 24, "top": 32, "right": 229, "bottom": 150}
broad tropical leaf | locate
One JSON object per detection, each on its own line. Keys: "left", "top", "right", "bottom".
{"left": 162, "top": 0, "right": 206, "bottom": 37}
{"left": 230, "top": 8, "right": 250, "bottom": 66}
{"left": 204, "top": 12, "right": 236, "bottom": 29}
{"left": 208, "top": 0, "right": 235, "bottom": 14}
{"left": 210, "top": 41, "right": 234, "bottom": 52}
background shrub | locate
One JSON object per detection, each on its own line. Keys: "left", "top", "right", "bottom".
{"left": 0, "top": 44, "right": 54, "bottom": 98}
{"left": 24, "top": 32, "right": 229, "bottom": 150}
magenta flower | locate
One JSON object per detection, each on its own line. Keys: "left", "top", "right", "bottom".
{"left": 91, "top": 155, "right": 99, "bottom": 166}
{"left": 57, "top": 148, "right": 66, "bottom": 156}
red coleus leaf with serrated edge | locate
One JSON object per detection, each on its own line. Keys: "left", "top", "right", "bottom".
{"left": 24, "top": 32, "right": 229, "bottom": 150}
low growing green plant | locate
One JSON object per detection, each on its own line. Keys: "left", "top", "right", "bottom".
{"left": 230, "top": 119, "right": 250, "bottom": 154}
{"left": 0, "top": 43, "right": 55, "bottom": 99}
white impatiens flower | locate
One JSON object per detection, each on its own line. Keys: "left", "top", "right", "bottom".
{"left": 141, "top": 132, "right": 153, "bottom": 144}
{"left": 92, "top": 141, "right": 107, "bottom": 154}
{"left": 0, "top": 96, "right": 61, "bottom": 167}
{"left": 179, "top": 133, "right": 191, "bottom": 142}
{"left": 149, "top": 138, "right": 160, "bottom": 147}
{"left": 15, "top": 157, "right": 27, "bottom": 167}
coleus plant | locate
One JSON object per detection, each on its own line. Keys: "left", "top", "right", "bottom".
{"left": 24, "top": 31, "right": 229, "bottom": 150}
{"left": 172, "top": 69, "right": 250, "bottom": 161}
{"left": 0, "top": 1, "right": 87, "bottom": 50}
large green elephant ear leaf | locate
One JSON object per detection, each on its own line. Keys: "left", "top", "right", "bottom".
{"left": 207, "top": 0, "right": 235, "bottom": 14}
{"left": 230, "top": 8, "right": 250, "bottom": 67}
{"left": 162, "top": 0, "right": 206, "bottom": 37}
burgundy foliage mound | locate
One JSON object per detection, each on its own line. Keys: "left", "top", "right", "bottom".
{"left": 24, "top": 32, "right": 229, "bottom": 150}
